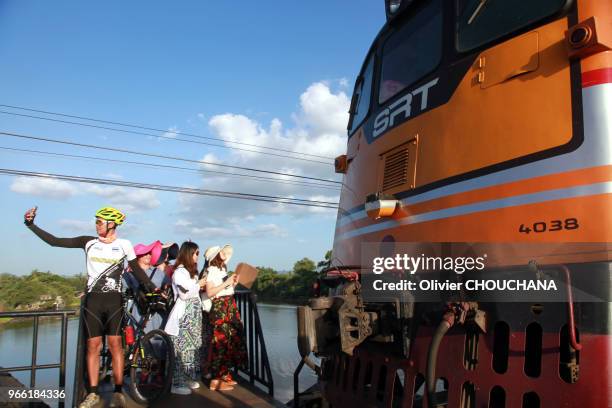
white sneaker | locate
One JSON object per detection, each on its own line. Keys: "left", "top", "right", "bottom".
{"left": 109, "top": 392, "right": 126, "bottom": 408}
{"left": 78, "top": 393, "right": 101, "bottom": 408}
{"left": 171, "top": 386, "right": 192, "bottom": 395}
{"left": 189, "top": 380, "right": 201, "bottom": 389}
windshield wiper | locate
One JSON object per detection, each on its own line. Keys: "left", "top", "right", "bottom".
{"left": 467, "top": 0, "right": 488, "bottom": 25}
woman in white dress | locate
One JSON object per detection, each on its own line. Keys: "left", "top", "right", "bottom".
{"left": 164, "top": 241, "right": 205, "bottom": 395}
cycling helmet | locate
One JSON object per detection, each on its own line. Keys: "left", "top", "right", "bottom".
{"left": 95, "top": 206, "right": 125, "bottom": 225}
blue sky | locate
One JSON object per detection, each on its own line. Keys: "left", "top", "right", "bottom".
{"left": 0, "top": 1, "right": 385, "bottom": 275}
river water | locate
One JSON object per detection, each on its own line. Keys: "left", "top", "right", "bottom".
{"left": 0, "top": 303, "right": 317, "bottom": 406}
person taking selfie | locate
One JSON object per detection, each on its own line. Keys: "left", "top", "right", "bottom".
{"left": 24, "top": 206, "right": 156, "bottom": 408}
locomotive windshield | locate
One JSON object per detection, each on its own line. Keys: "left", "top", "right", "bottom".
{"left": 378, "top": 0, "right": 442, "bottom": 103}
{"left": 348, "top": 54, "right": 375, "bottom": 133}
{"left": 456, "top": 0, "right": 571, "bottom": 52}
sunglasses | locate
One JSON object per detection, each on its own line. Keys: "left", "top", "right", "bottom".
{"left": 95, "top": 219, "right": 105, "bottom": 226}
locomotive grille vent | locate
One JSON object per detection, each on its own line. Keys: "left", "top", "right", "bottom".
{"left": 382, "top": 147, "right": 410, "bottom": 191}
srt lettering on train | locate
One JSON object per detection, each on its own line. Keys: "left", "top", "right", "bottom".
{"left": 373, "top": 77, "right": 439, "bottom": 138}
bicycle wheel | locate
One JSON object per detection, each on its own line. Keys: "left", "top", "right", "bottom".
{"left": 129, "top": 329, "right": 174, "bottom": 404}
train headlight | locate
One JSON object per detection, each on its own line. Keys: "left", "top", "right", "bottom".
{"left": 565, "top": 17, "right": 611, "bottom": 60}
{"left": 365, "top": 194, "right": 399, "bottom": 220}
{"left": 388, "top": 0, "right": 402, "bottom": 14}
{"left": 385, "top": 0, "right": 414, "bottom": 21}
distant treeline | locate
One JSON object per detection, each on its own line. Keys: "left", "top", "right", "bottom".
{"left": 0, "top": 252, "right": 330, "bottom": 311}
{"left": 252, "top": 257, "right": 320, "bottom": 304}
{"left": 0, "top": 270, "right": 86, "bottom": 311}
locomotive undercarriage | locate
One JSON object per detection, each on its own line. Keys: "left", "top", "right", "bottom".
{"left": 296, "top": 262, "right": 612, "bottom": 407}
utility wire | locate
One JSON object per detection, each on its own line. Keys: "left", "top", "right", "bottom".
{"left": 0, "top": 103, "right": 336, "bottom": 160}
{"left": 0, "top": 145, "right": 341, "bottom": 191}
{"left": 0, "top": 168, "right": 339, "bottom": 208}
{"left": 0, "top": 110, "right": 332, "bottom": 165}
{"left": 0, "top": 130, "right": 342, "bottom": 185}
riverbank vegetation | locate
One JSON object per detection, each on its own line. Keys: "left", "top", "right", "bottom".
{"left": 0, "top": 251, "right": 331, "bottom": 315}
{"left": 252, "top": 251, "right": 331, "bottom": 304}
{"left": 252, "top": 258, "right": 317, "bottom": 304}
{"left": 0, "top": 271, "right": 85, "bottom": 313}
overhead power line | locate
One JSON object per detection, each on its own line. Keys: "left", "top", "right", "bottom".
{"left": 0, "top": 145, "right": 341, "bottom": 191}
{"left": 0, "top": 130, "right": 342, "bottom": 185}
{"left": 0, "top": 110, "right": 332, "bottom": 165}
{"left": 0, "top": 168, "right": 339, "bottom": 208}
{"left": 0, "top": 103, "right": 336, "bottom": 161}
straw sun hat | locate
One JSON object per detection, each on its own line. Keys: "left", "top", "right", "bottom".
{"left": 204, "top": 244, "right": 233, "bottom": 263}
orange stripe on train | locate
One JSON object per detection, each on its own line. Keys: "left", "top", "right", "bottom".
{"left": 336, "top": 165, "right": 612, "bottom": 234}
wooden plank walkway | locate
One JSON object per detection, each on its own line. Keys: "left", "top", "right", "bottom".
{"left": 0, "top": 371, "right": 50, "bottom": 407}
{"left": 98, "top": 378, "right": 285, "bottom": 408}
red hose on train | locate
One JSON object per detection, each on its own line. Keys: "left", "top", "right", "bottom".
{"left": 426, "top": 311, "right": 455, "bottom": 408}
{"left": 542, "top": 264, "right": 582, "bottom": 351}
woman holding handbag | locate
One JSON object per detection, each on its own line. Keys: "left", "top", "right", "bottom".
{"left": 204, "top": 244, "right": 247, "bottom": 391}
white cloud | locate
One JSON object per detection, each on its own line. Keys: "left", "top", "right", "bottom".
{"left": 295, "top": 81, "right": 350, "bottom": 136}
{"left": 304, "top": 194, "right": 341, "bottom": 214}
{"left": 251, "top": 223, "right": 287, "bottom": 237}
{"left": 8, "top": 176, "right": 160, "bottom": 214}
{"left": 10, "top": 176, "right": 78, "bottom": 199}
{"left": 175, "top": 219, "right": 192, "bottom": 228}
{"left": 173, "top": 218, "right": 287, "bottom": 239}
{"left": 207, "top": 82, "right": 348, "bottom": 170}
{"left": 58, "top": 218, "right": 139, "bottom": 235}
{"left": 102, "top": 173, "right": 124, "bottom": 180}
{"left": 84, "top": 185, "right": 124, "bottom": 197}
{"left": 176, "top": 81, "right": 345, "bottom": 228}
{"left": 57, "top": 219, "right": 92, "bottom": 234}
{"left": 199, "top": 153, "right": 221, "bottom": 170}
{"left": 84, "top": 185, "right": 160, "bottom": 213}
{"left": 162, "top": 126, "right": 179, "bottom": 139}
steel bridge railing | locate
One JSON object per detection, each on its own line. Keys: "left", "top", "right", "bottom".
{"left": 73, "top": 291, "right": 274, "bottom": 403}
{"left": 73, "top": 297, "right": 89, "bottom": 408}
{"left": 0, "top": 309, "right": 76, "bottom": 408}
{"left": 234, "top": 289, "right": 274, "bottom": 397}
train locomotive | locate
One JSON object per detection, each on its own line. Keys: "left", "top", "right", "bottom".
{"left": 297, "top": 1, "right": 612, "bottom": 407}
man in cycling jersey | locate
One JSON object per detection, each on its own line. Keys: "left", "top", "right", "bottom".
{"left": 24, "top": 206, "right": 156, "bottom": 408}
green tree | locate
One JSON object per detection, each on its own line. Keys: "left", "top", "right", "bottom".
{"left": 0, "top": 271, "right": 84, "bottom": 310}
{"left": 287, "top": 258, "right": 317, "bottom": 298}
{"left": 317, "top": 250, "right": 332, "bottom": 269}
{"left": 293, "top": 258, "right": 316, "bottom": 274}
{"left": 252, "top": 266, "right": 280, "bottom": 298}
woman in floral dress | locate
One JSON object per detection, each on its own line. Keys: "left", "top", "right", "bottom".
{"left": 204, "top": 244, "right": 248, "bottom": 391}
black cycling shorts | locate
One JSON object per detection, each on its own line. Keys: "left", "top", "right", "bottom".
{"left": 82, "top": 292, "right": 123, "bottom": 338}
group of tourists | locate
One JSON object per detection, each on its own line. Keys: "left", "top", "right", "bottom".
{"left": 23, "top": 205, "right": 247, "bottom": 408}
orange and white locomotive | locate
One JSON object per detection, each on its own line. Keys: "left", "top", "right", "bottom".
{"left": 297, "top": 1, "right": 612, "bottom": 407}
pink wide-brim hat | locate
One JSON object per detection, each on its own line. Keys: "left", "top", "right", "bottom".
{"left": 134, "top": 240, "right": 163, "bottom": 265}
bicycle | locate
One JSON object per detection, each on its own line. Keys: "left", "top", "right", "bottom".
{"left": 95, "top": 290, "right": 174, "bottom": 404}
